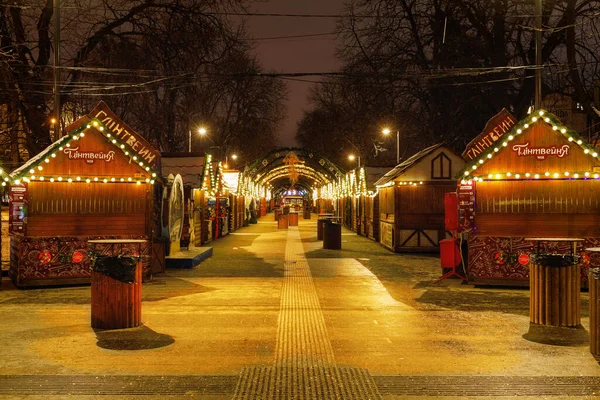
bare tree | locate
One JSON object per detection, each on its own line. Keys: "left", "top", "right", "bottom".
{"left": 0, "top": 0, "right": 286, "bottom": 162}
{"left": 297, "top": 0, "right": 600, "bottom": 162}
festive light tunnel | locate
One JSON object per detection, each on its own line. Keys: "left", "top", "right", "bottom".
{"left": 239, "top": 148, "right": 345, "bottom": 199}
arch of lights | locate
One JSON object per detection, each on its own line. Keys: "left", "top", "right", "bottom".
{"left": 239, "top": 148, "right": 345, "bottom": 200}
{"left": 236, "top": 148, "right": 384, "bottom": 204}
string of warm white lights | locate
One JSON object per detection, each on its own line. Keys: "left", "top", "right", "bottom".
{"left": 7, "top": 118, "right": 158, "bottom": 186}
{"left": 460, "top": 109, "right": 600, "bottom": 183}
{"left": 317, "top": 167, "right": 379, "bottom": 200}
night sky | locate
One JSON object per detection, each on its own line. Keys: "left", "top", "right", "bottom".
{"left": 246, "top": 0, "right": 346, "bottom": 147}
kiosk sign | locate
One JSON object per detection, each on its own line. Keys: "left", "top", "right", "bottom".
{"left": 63, "top": 147, "right": 115, "bottom": 164}
{"left": 512, "top": 142, "right": 570, "bottom": 160}
{"left": 462, "top": 108, "right": 517, "bottom": 161}
{"left": 88, "top": 102, "right": 159, "bottom": 168}
{"left": 9, "top": 183, "right": 28, "bottom": 235}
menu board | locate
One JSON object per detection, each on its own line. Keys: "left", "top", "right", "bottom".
{"left": 9, "top": 183, "right": 28, "bottom": 235}
{"left": 457, "top": 180, "right": 475, "bottom": 232}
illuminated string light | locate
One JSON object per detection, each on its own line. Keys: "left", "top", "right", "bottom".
{"left": 7, "top": 117, "right": 159, "bottom": 186}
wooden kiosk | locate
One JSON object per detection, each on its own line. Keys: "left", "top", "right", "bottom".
{"left": 374, "top": 144, "right": 465, "bottom": 252}
{"left": 8, "top": 102, "right": 160, "bottom": 287}
{"left": 360, "top": 167, "right": 388, "bottom": 240}
{"left": 458, "top": 110, "right": 600, "bottom": 286}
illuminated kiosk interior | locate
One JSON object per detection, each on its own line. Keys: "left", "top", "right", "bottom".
{"left": 240, "top": 149, "right": 343, "bottom": 216}
{"left": 459, "top": 110, "right": 600, "bottom": 286}
{"left": 8, "top": 102, "right": 159, "bottom": 287}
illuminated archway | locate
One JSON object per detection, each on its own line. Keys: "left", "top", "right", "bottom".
{"left": 241, "top": 148, "right": 344, "bottom": 197}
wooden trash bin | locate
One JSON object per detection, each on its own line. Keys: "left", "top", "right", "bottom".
{"left": 278, "top": 214, "right": 289, "bottom": 229}
{"left": 529, "top": 254, "right": 581, "bottom": 327}
{"left": 323, "top": 222, "right": 342, "bottom": 250}
{"left": 274, "top": 209, "right": 281, "bottom": 221}
{"left": 89, "top": 239, "right": 145, "bottom": 330}
{"left": 590, "top": 268, "right": 600, "bottom": 360}
{"left": 289, "top": 213, "right": 298, "bottom": 226}
{"left": 303, "top": 209, "right": 311, "bottom": 219}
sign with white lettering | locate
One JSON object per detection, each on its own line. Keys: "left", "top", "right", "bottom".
{"left": 9, "top": 183, "right": 28, "bottom": 235}
{"left": 88, "top": 102, "right": 159, "bottom": 168}
{"left": 512, "top": 142, "right": 570, "bottom": 160}
{"left": 462, "top": 108, "right": 517, "bottom": 161}
{"left": 63, "top": 147, "right": 115, "bottom": 164}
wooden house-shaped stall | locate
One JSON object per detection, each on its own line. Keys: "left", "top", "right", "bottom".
{"left": 361, "top": 167, "right": 389, "bottom": 241}
{"left": 222, "top": 169, "right": 244, "bottom": 231}
{"left": 199, "top": 154, "right": 231, "bottom": 240}
{"left": 1, "top": 166, "right": 9, "bottom": 279}
{"left": 459, "top": 110, "right": 600, "bottom": 285}
{"left": 8, "top": 102, "right": 160, "bottom": 287}
{"left": 374, "top": 144, "right": 465, "bottom": 252}
{"left": 160, "top": 153, "right": 205, "bottom": 252}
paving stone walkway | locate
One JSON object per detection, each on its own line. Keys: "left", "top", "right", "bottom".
{"left": 1, "top": 215, "right": 600, "bottom": 399}
{"left": 233, "top": 227, "right": 381, "bottom": 399}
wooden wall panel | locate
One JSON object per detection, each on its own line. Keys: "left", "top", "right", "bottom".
{"left": 28, "top": 182, "right": 148, "bottom": 215}
{"left": 379, "top": 187, "right": 394, "bottom": 214}
{"left": 27, "top": 214, "right": 146, "bottom": 236}
{"left": 475, "top": 124, "right": 600, "bottom": 176}
{"left": 476, "top": 213, "right": 600, "bottom": 237}
{"left": 35, "top": 128, "right": 146, "bottom": 178}
{"left": 477, "top": 180, "right": 600, "bottom": 214}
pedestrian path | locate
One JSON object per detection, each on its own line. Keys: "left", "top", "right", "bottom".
{"left": 1, "top": 214, "right": 600, "bottom": 399}
{"left": 233, "top": 227, "right": 381, "bottom": 399}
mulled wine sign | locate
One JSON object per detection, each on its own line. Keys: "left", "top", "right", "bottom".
{"left": 511, "top": 142, "right": 570, "bottom": 160}
{"left": 63, "top": 146, "right": 116, "bottom": 164}
{"left": 88, "top": 101, "right": 159, "bottom": 168}
{"left": 462, "top": 108, "right": 517, "bottom": 161}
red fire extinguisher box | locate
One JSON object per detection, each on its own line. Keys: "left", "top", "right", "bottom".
{"left": 440, "top": 238, "right": 461, "bottom": 269}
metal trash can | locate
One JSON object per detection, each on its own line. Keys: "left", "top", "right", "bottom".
{"left": 323, "top": 221, "right": 342, "bottom": 250}
{"left": 590, "top": 268, "right": 600, "bottom": 360}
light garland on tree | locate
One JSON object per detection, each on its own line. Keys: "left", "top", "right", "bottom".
{"left": 8, "top": 118, "right": 158, "bottom": 186}
{"left": 460, "top": 110, "right": 600, "bottom": 181}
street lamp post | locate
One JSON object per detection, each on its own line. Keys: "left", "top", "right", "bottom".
{"left": 189, "top": 126, "right": 207, "bottom": 152}
{"left": 348, "top": 154, "right": 361, "bottom": 169}
{"left": 382, "top": 128, "right": 400, "bottom": 165}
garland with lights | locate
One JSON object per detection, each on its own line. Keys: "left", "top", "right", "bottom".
{"left": 459, "top": 110, "right": 599, "bottom": 182}
{"left": 7, "top": 118, "right": 158, "bottom": 186}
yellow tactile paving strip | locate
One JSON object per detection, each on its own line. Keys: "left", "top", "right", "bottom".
{"left": 233, "top": 227, "right": 381, "bottom": 399}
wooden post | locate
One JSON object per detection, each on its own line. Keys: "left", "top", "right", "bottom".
{"left": 590, "top": 268, "right": 600, "bottom": 360}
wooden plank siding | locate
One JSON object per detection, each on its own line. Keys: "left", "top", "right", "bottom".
{"left": 476, "top": 180, "right": 600, "bottom": 237}
{"left": 26, "top": 181, "right": 149, "bottom": 237}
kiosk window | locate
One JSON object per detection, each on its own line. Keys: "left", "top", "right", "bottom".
{"left": 431, "top": 152, "right": 452, "bottom": 179}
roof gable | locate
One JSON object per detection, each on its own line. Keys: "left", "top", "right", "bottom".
{"left": 9, "top": 115, "right": 159, "bottom": 185}
{"left": 374, "top": 143, "right": 466, "bottom": 187}
{"left": 460, "top": 110, "right": 600, "bottom": 181}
